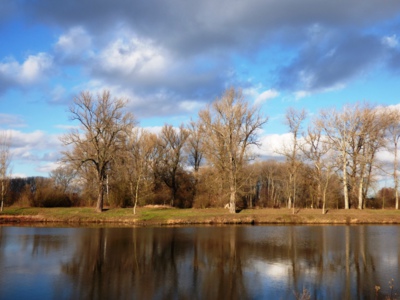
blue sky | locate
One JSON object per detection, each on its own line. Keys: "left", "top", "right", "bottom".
{"left": 1, "top": 0, "right": 400, "bottom": 177}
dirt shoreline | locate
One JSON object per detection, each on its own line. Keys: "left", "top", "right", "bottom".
{"left": 1, "top": 207, "right": 400, "bottom": 226}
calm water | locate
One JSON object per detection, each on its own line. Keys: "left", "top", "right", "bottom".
{"left": 0, "top": 225, "right": 399, "bottom": 300}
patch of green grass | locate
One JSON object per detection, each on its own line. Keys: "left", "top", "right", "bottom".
{"left": 2, "top": 206, "right": 400, "bottom": 225}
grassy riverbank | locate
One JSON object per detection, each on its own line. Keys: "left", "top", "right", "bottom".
{"left": 1, "top": 206, "right": 400, "bottom": 226}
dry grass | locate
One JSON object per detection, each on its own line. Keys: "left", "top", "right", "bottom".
{"left": 1, "top": 206, "right": 400, "bottom": 226}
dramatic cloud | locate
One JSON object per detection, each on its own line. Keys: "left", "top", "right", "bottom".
{"left": 92, "top": 36, "right": 169, "bottom": 86}
{"left": 23, "top": 0, "right": 400, "bottom": 55}
{"left": 54, "top": 26, "right": 93, "bottom": 64}
{"left": 3, "top": 0, "right": 400, "bottom": 176}
{"left": 277, "top": 32, "right": 386, "bottom": 93}
{"left": 14, "top": 0, "right": 400, "bottom": 104}
{"left": 0, "top": 53, "right": 54, "bottom": 93}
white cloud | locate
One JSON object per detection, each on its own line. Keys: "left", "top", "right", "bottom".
{"left": 142, "top": 126, "right": 163, "bottom": 135}
{"left": 178, "top": 100, "right": 204, "bottom": 112}
{"left": 55, "top": 27, "right": 91, "bottom": 53}
{"left": 251, "top": 133, "right": 293, "bottom": 157}
{"left": 294, "top": 82, "right": 345, "bottom": 100}
{"left": 383, "top": 103, "right": 400, "bottom": 112}
{"left": 254, "top": 89, "right": 279, "bottom": 105}
{"left": 10, "top": 130, "right": 53, "bottom": 148}
{"left": 294, "top": 90, "right": 311, "bottom": 100}
{"left": 36, "top": 161, "right": 60, "bottom": 174}
{"left": 377, "top": 149, "right": 394, "bottom": 164}
{"left": 97, "top": 37, "right": 167, "bottom": 77}
{"left": 6, "top": 129, "right": 63, "bottom": 176}
{"left": 21, "top": 54, "right": 53, "bottom": 83}
{"left": 0, "top": 53, "right": 53, "bottom": 87}
{"left": 54, "top": 26, "right": 93, "bottom": 62}
{"left": 8, "top": 130, "right": 61, "bottom": 160}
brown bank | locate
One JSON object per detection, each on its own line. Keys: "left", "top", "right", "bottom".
{"left": 1, "top": 206, "right": 400, "bottom": 226}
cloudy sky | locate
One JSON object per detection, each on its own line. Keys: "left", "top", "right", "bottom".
{"left": 1, "top": 0, "right": 400, "bottom": 177}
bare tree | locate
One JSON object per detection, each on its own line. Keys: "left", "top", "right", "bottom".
{"left": 386, "top": 108, "right": 400, "bottom": 210}
{"left": 354, "top": 106, "right": 389, "bottom": 209}
{"left": 61, "top": 90, "right": 136, "bottom": 212}
{"left": 318, "top": 106, "right": 354, "bottom": 209}
{"left": 259, "top": 160, "right": 284, "bottom": 208}
{"left": 125, "top": 128, "right": 157, "bottom": 214}
{"left": 0, "top": 131, "right": 11, "bottom": 212}
{"left": 198, "top": 87, "right": 268, "bottom": 213}
{"left": 318, "top": 103, "right": 389, "bottom": 209}
{"left": 50, "top": 165, "right": 76, "bottom": 194}
{"left": 157, "top": 124, "right": 189, "bottom": 207}
{"left": 280, "top": 108, "right": 307, "bottom": 213}
{"left": 186, "top": 120, "right": 204, "bottom": 200}
{"left": 186, "top": 120, "right": 203, "bottom": 173}
{"left": 301, "top": 121, "right": 333, "bottom": 214}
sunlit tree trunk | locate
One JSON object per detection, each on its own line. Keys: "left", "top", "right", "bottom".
{"left": 391, "top": 123, "right": 400, "bottom": 209}
{"left": 96, "top": 179, "right": 104, "bottom": 213}
{"left": 342, "top": 157, "right": 349, "bottom": 209}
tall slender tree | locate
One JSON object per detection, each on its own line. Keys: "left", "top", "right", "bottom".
{"left": 386, "top": 107, "right": 400, "bottom": 210}
{"left": 281, "top": 108, "right": 307, "bottom": 213}
{"left": 0, "top": 131, "right": 11, "bottom": 212}
{"left": 125, "top": 128, "right": 156, "bottom": 214}
{"left": 61, "top": 90, "right": 136, "bottom": 212}
{"left": 199, "top": 87, "right": 267, "bottom": 213}
{"left": 318, "top": 106, "right": 354, "bottom": 209}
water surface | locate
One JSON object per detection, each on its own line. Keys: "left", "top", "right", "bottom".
{"left": 0, "top": 225, "right": 399, "bottom": 299}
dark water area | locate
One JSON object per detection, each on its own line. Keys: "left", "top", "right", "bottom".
{"left": 0, "top": 225, "right": 399, "bottom": 300}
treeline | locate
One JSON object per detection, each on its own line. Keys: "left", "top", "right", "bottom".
{"left": 2, "top": 88, "right": 400, "bottom": 212}
{"left": 3, "top": 160, "right": 397, "bottom": 210}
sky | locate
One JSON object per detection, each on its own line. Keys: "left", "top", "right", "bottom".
{"left": 1, "top": 0, "right": 400, "bottom": 178}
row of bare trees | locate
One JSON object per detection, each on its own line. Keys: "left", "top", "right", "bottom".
{"left": 284, "top": 103, "right": 400, "bottom": 213}
{"left": 57, "top": 88, "right": 267, "bottom": 213}
{"left": 1, "top": 88, "right": 400, "bottom": 213}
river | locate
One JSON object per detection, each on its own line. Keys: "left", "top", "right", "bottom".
{"left": 0, "top": 225, "right": 399, "bottom": 299}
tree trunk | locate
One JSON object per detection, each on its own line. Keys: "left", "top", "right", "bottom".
{"left": 170, "top": 174, "right": 176, "bottom": 207}
{"left": 133, "top": 174, "right": 142, "bottom": 215}
{"left": 358, "top": 178, "right": 363, "bottom": 210}
{"left": 292, "top": 178, "right": 296, "bottom": 215}
{"left": 343, "top": 159, "right": 349, "bottom": 209}
{"left": 229, "top": 164, "right": 236, "bottom": 214}
{"left": 229, "top": 169, "right": 236, "bottom": 214}
{"left": 229, "top": 187, "right": 236, "bottom": 214}
{"left": 96, "top": 180, "right": 104, "bottom": 212}
{"left": 394, "top": 140, "right": 399, "bottom": 210}
{"left": 130, "top": 182, "right": 135, "bottom": 215}
{"left": 1, "top": 179, "right": 4, "bottom": 212}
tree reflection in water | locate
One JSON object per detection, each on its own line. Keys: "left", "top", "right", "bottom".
{"left": 0, "top": 225, "right": 399, "bottom": 299}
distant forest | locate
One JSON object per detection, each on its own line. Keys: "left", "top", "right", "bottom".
{"left": 1, "top": 88, "right": 400, "bottom": 213}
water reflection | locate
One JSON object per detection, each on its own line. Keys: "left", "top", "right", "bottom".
{"left": 0, "top": 225, "right": 399, "bottom": 299}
